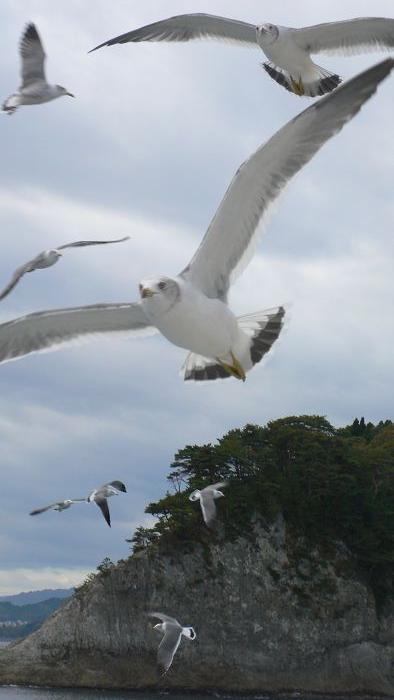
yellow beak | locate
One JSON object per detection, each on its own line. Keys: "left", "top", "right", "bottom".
{"left": 140, "top": 287, "right": 155, "bottom": 299}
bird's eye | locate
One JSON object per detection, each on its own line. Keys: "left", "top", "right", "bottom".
{"left": 158, "top": 282, "right": 166, "bottom": 290}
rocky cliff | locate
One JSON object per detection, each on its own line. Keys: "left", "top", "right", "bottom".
{"left": 0, "top": 516, "right": 393, "bottom": 694}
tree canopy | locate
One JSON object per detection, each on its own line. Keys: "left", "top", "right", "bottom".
{"left": 129, "top": 415, "right": 394, "bottom": 597}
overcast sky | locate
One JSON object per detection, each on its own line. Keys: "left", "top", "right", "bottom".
{"left": 0, "top": 0, "right": 393, "bottom": 595}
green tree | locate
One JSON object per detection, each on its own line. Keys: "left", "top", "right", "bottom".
{"left": 127, "top": 415, "right": 394, "bottom": 599}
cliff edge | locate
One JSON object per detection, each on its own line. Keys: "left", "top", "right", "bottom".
{"left": 0, "top": 516, "right": 393, "bottom": 694}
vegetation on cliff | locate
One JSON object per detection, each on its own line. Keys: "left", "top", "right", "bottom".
{"left": 130, "top": 415, "right": 393, "bottom": 600}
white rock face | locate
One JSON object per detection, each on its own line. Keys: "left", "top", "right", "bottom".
{"left": 0, "top": 517, "right": 393, "bottom": 694}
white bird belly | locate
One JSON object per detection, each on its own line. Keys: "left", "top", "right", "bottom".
{"left": 264, "top": 39, "right": 311, "bottom": 73}
{"left": 155, "top": 296, "right": 239, "bottom": 359}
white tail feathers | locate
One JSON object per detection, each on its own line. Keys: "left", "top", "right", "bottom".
{"left": 263, "top": 62, "right": 341, "bottom": 97}
{"left": 182, "top": 306, "right": 285, "bottom": 382}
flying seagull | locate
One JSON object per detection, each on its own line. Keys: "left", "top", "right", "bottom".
{"left": 87, "top": 480, "right": 127, "bottom": 527}
{"left": 0, "top": 236, "right": 130, "bottom": 301}
{"left": 0, "top": 61, "right": 392, "bottom": 380}
{"left": 3, "top": 23, "right": 74, "bottom": 114}
{"left": 148, "top": 612, "right": 196, "bottom": 675}
{"left": 189, "top": 481, "right": 227, "bottom": 528}
{"left": 90, "top": 14, "right": 394, "bottom": 97}
{"left": 30, "top": 499, "right": 86, "bottom": 516}
{"left": 30, "top": 481, "right": 126, "bottom": 526}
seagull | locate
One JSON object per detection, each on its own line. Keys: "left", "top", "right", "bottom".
{"left": 189, "top": 481, "right": 227, "bottom": 528}
{"left": 90, "top": 14, "right": 394, "bottom": 97}
{"left": 148, "top": 612, "right": 196, "bottom": 675}
{"left": 0, "top": 236, "right": 130, "bottom": 301}
{"left": 29, "top": 481, "right": 126, "bottom": 526}
{"left": 3, "top": 23, "right": 75, "bottom": 115}
{"left": 87, "top": 480, "right": 127, "bottom": 527}
{"left": 0, "top": 61, "right": 392, "bottom": 380}
{"left": 30, "top": 499, "right": 86, "bottom": 516}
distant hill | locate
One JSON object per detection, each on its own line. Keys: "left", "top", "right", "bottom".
{"left": 0, "top": 589, "right": 73, "bottom": 606}
{"left": 0, "top": 597, "right": 68, "bottom": 641}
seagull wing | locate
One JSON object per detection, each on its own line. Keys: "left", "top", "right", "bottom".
{"left": 205, "top": 481, "right": 227, "bottom": 491}
{"left": 30, "top": 502, "right": 64, "bottom": 516}
{"left": 157, "top": 624, "right": 183, "bottom": 674}
{"left": 199, "top": 490, "right": 218, "bottom": 528}
{"left": 20, "top": 23, "right": 46, "bottom": 87}
{"left": 90, "top": 13, "right": 256, "bottom": 51}
{"left": 294, "top": 18, "right": 394, "bottom": 56}
{"left": 94, "top": 497, "right": 111, "bottom": 527}
{"left": 56, "top": 236, "right": 130, "bottom": 250}
{"left": 148, "top": 612, "right": 180, "bottom": 625}
{"left": 181, "top": 59, "right": 394, "bottom": 301}
{"left": 0, "top": 259, "right": 39, "bottom": 301}
{"left": 0, "top": 302, "right": 153, "bottom": 365}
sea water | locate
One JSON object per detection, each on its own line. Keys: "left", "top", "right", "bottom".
{"left": 0, "top": 690, "right": 383, "bottom": 700}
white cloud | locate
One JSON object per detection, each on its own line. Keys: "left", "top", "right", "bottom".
{"left": 0, "top": 568, "right": 89, "bottom": 596}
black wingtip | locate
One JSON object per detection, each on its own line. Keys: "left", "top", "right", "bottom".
{"left": 23, "top": 23, "right": 39, "bottom": 41}
{"left": 88, "top": 40, "right": 112, "bottom": 53}
{"left": 89, "top": 32, "right": 132, "bottom": 53}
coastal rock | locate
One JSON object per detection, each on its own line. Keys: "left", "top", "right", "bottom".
{"left": 0, "top": 517, "right": 392, "bottom": 694}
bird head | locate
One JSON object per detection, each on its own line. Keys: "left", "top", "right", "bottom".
{"left": 256, "top": 23, "right": 279, "bottom": 45}
{"left": 182, "top": 626, "right": 196, "bottom": 640}
{"left": 189, "top": 489, "right": 201, "bottom": 502}
{"left": 110, "top": 480, "right": 127, "bottom": 493}
{"left": 139, "top": 277, "right": 180, "bottom": 317}
{"left": 56, "top": 85, "right": 75, "bottom": 98}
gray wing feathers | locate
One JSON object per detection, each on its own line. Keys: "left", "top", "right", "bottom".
{"left": 157, "top": 625, "right": 182, "bottom": 674}
{"left": 148, "top": 612, "right": 179, "bottom": 624}
{"left": 0, "top": 252, "right": 54, "bottom": 300}
{"left": 90, "top": 13, "right": 256, "bottom": 51}
{"left": 182, "top": 59, "right": 394, "bottom": 301}
{"left": 0, "top": 302, "right": 151, "bottom": 364}
{"left": 200, "top": 491, "right": 218, "bottom": 527}
{"left": 95, "top": 498, "right": 111, "bottom": 527}
{"left": 0, "top": 263, "right": 34, "bottom": 300}
{"left": 294, "top": 18, "right": 394, "bottom": 56}
{"left": 206, "top": 481, "right": 227, "bottom": 491}
{"left": 57, "top": 236, "right": 130, "bottom": 250}
{"left": 20, "top": 23, "right": 46, "bottom": 87}
{"left": 30, "top": 503, "right": 58, "bottom": 515}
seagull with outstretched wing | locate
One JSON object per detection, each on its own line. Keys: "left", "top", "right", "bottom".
{"left": 0, "top": 62, "right": 392, "bottom": 380}
{"left": 30, "top": 481, "right": 126, "bottom": 527}
{"left": 90, "top": 14, "right": 394, "bottom": 97}
{"left": 30, "top": 499, "right": 86, "bottom": 516}
{"left": 0, "top": 237, "right": 130, "bottom": 301}
{"left": 87, "top": 480, "right": 127, "bottom": 527}
{"left": 189, "top": 482, "right": 227, "bottom": 528}
{"left": 148, "top": 612, "right": 196, "bottom": 675}
{"left": 3, "top": 23, "right": 74, "bottom": 114}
